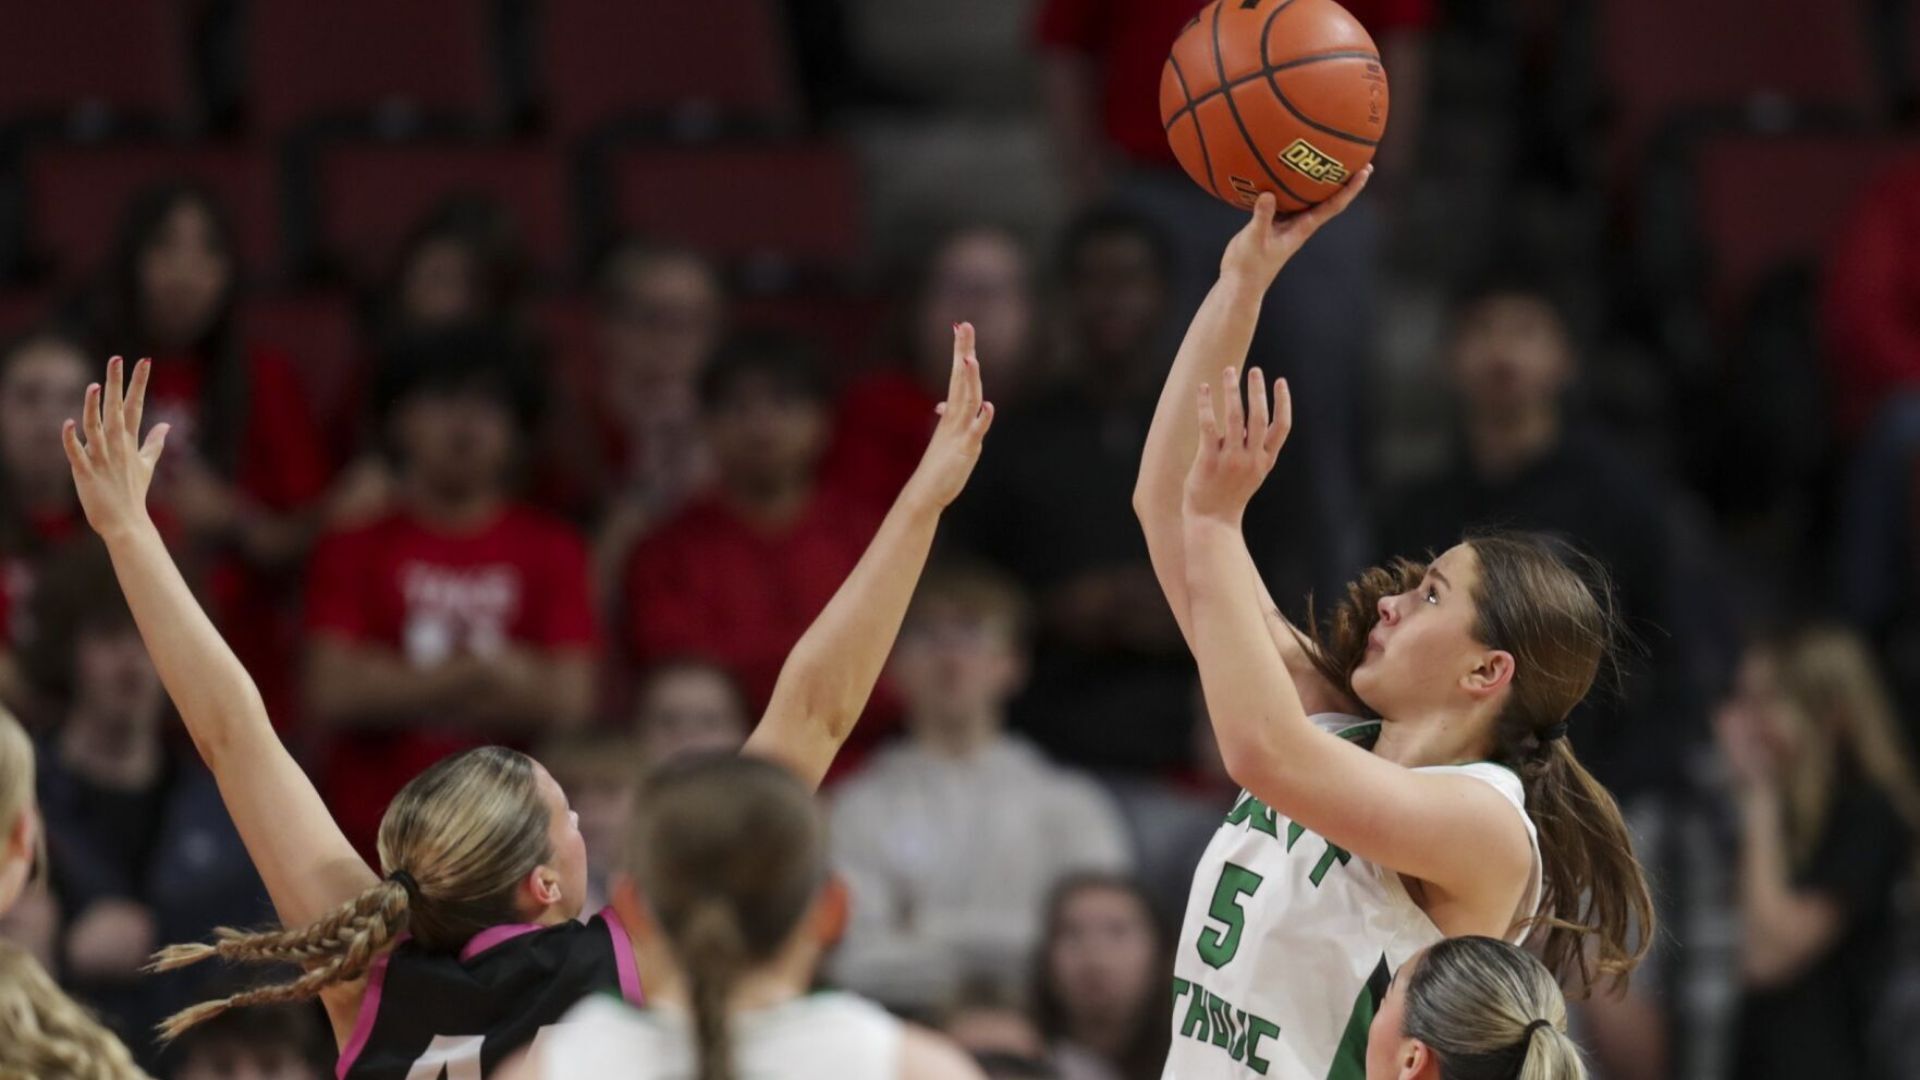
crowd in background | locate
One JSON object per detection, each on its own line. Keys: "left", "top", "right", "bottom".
{"left": 1, "top": 0, "right": 1919, "bottom": 1078}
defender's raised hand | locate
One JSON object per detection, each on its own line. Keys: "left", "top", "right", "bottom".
{"left": 62, "top": 356, "right": 170, "bottom": 540}
{"left": 902, "top": 321, "right": 995, "bottom": 510}
{"left": 1183, "top": 365, "right": 1291, "bottom": 525}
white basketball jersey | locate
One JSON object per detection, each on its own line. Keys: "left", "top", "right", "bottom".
{"left": 1163, "top": 714, "right": 1542, "bottom": 1080}
{"left": 534, "top": 991, "right": 904, "bottom": 1079}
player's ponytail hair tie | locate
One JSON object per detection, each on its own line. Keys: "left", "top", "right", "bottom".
{"left": 1521, "top": 1017, "right": 1555, "bottom": 1042}
{"left": 1537, "top": 721, "right": 1569, "bottom": 743}
{"left": 387, "top": 869, "right": 421, "bottom": 900}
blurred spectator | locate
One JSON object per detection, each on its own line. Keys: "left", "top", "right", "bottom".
{"left": 625, "top": 332, "right": 884, "bottom": 720}
{"left": 1106, "top": 682, "right": 1238, "bottom": 922}
{"left": 586, "top": 243, "right": 726, "bottom": 603}
{"left": 948, "top": 209, "right": 1190, "bottom": 771}
{"left": 828, "top": 564, "right": 1131, "bottom": 1010}
{"left": 85, "top": 183, "right": 334, "bottom": 726}
{"left": 372, "top": 196, "right": 534, "bottom": 344}
{"left": 24, "top": 542, "right": 265, "bottom": 1068}
{"left": 824, "top": 225, "right": 1035, "bottom": 507}
{"left": 303, "top": 323, "right": 598, "bottom": 859}
{"left": 167, "top": 1001, "right": 329, "bottom": 1080}
{"left": 1375, "top": 274, "right": 1701, "bottom": 800}
{"left": 535, "top": 732, "right": 638, "bottom": 915}
{"left": 1033, "top": 874, "right": 1171, "bottom": 1080}
{"left": 631, "top": 658, "right": 750, "bottom": 768}
{"left": 1714, "top": 626, "right": 1920, "bottom": 1080}
{"left": 0, "top": 328, "right": 91, "bottom": 715}
{"left": 1821, "top": 158, "right": 1920, "bottom": 441}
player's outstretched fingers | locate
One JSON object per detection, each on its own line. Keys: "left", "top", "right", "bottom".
{"left": 1221, "top": 367, "right": 1244, "bottom": 446}
{"left": 970, "top": 400, "right": 995, "bottom": 438}
{"left": 124, "top": 358, "right": 152, "bottom": 435}
{"left": 1305, "top": 164, "right": 1372, "bottom": 232}
{"left": 1246, "top": 366, "right": 1269, "bottom": 443}
{"left": 1266, "top": 377, "right": 1293, "bottom": 454}
{"left": 1197, "top": 382, "right": 1220, "bottom": 449}
{"left": 139, "top": 422, "right": 171, "bottom": 468}
{"left": 61, "top": 419, "right": 90, "bottom": 475}
{"left": 81, "top": 383, "right": 104, "bottom": 456}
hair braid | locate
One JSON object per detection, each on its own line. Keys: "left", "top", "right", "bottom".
{"left": 0, "top": 943, "right": 150, "bottom": 1080}
{"left": 150, "top": 877, "right": 411, "bottom": 1041}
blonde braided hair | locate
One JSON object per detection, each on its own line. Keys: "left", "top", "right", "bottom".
{"left": 150, "top": 746, "right": 555, "bottom": 1040}
{"left": 0, "top": 941, "right": 151, "bottom": 1080}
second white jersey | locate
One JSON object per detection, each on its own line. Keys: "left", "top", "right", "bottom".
{"left": 1164, "top": 714, "right": 1542, "bottom": 1080}
{"left": 534, "top": 991, "right": 904, "bottom": 1080}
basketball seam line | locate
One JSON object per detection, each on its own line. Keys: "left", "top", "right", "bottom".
{"left": 1168, "top": 54, "right": 1225, "bottom": 202}
{"left": 1208, "top": 0, "right": 1313, "bottom": 206}
{"left": 1160, "top": 50, "right": 1382, "bottom": 146}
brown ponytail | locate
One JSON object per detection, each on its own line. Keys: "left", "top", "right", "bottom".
{"left": 630, "top": 755, "right": 829, "bottom": 1080}
{"left": 1309, "top": 531, "right": 1654, "bottom": 995}
{"left": 151, "top": 746, "right": 557, "bottom": 1039}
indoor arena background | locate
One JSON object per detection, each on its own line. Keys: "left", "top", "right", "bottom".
{"left": 0, "top": 1, "right": 1916, "bottom": 1077}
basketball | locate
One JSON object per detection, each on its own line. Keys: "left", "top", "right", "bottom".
{"left": 1160, "top": 0, "right": 1390, "bottom": 211}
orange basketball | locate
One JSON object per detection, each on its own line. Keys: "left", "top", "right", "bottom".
{"left": 1160, "top": 0, "right": 1389, "bottom": 211}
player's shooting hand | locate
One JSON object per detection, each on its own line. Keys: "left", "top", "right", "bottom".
{"left": 1183, "top": 365, "right": 1290, "bottom": 525}
{"left": 1218, "top": 166, "right": 1372, "bottom": 290}
{"left": 901, "top": 321, "right": 995, "bottom": 512}
{"left": 62, "top": 356, "right": 169, "bottom": 542}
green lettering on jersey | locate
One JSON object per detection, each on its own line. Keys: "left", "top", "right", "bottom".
{"left": 1286, "top": 820, "right": 1304, "bottom": 850}
{"left": 1207, "top": 992, "right": 1233, "bottom": 1049}
{"left": 1245, "top": 1015, "right": 1281, "bottom": 1075}
{"left": 1308, "top": 842, "right": 1353, "bottom": 886}
{"left": 1226, "top": 793, "right": 1280, "bottom": 837}
{"left": 1228, "top": 1007, "right": 1250, "bottom": 1061}
{"left": 1180, "top": 985, "right": 1213, "bottom": 1041}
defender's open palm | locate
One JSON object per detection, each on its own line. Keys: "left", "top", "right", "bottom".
{"left": 62, "top": 356, "right": 169, "bottom": 540}
{"left": 1184, "top": 366, "right": 1291, "bottom": 524}
{"left": 904, "top": 321, "right": 996, "bottom": 509}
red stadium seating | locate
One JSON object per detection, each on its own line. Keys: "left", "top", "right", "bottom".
{"left": 243, "top": 291, "right": 363, "bottom": 444}
{"left": 315, "top": 143, "right": 570, "bottom": 281}
{"left": 0, "top": 290, "right": 56, "bottom": 340}
{"left": 0, "top": 0, "right": 191, "bottom": 125}
{"left": 246, "top": 0, "right": 498, "bottom": 135}
{"left": 1602, "top": 0, "right": 1878, "bottom": 173}
{"left": 735, "top": 291, "right": 888, "bottom": 370}
{"left": 604, "top": 142, "right": 865, "bottom": 273}
{"left": 24, "top": 143, "right": 279, "bottom": 280}
{"left": 541, "top": 0, "right": 799, "bottom": 136}
{"left": 1692, "top": 132, "right": 1920, "bottom": 322}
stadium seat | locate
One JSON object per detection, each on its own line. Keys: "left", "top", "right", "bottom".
{"left": 245, "top": 0, "right": 499, "bottom": 135}
{"left": 243, "top": 290, "right": 362, "bottom": 444}
{"left": 0, "top": 0, "right": 191, "bottom": 127}
{"left": 313, "top": 142, "right": 570, "bottom": 281}
{"left": 23, "top": 142, "right": 279, "bottom": 280}
{"left": 1692, "top": 132, "right": 1920, "bottom": 322}
{"left": 540, "top": 0, "right": 800, "bottom": 136}
{"left": 1601, "top": 0, "right": 1878, "bottom": 173}
{"left": 601, "top": 142, "right": 865, "bottom": 275}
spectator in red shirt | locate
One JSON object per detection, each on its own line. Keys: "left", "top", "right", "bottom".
{"left": 85, "top": 183, "right": 336, "bottom": 725}
{"left": 586, "top": 243, "right": 727, "bottom": 605}
{"left": 1035, "top": 0, "right": 1431, "bottom": 598}
{"left": 0, "top": 329, "right": 93, "bottom": 716}
{"left": 304, "top": 323, "right": 599, "bottom": 857}
{"left": 824, "top": 225, "right": 1036, "bottom": 507}
{"left": 626, "top": 333, "right": 885, "bottom": 721}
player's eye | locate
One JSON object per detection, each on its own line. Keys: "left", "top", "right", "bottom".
{"left": 1424, "top": 586, "right": 1438, "bottom": 605}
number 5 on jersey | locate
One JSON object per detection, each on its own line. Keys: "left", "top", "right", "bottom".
{"left": 1197, "top": 862, "right": 1263, "bottom": 968}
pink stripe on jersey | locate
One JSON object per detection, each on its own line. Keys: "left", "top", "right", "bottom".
{"left": 458, "top": 922, "right": 543, "bottom": 962}
{"left": 600, "top": 905, "right": 645, "bottom": 1005}
{"left": 335, "top": 932, "right": 406, "bottom": 1080}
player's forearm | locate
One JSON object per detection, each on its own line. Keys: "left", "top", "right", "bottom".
{"left": 98, "top": 517, "right": 272, "bottom": 765}
{"left": 1183, "top": 516, "right": 1313, "bottom": 787}
{"left": 751, "top": 493, "right": 943, "bottom": 784}
{"left": 1135, "top": 275, "right": 1267, "bottom": 632}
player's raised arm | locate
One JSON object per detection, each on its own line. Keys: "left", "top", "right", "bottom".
{"left": 1178, "top": 366, "right": 1531, "bottom": 910}
{"left": 745, "top": 324, "right": 995, "bottom": 791}
{"left": 62, "top": 358, "right": 377, "bottom": 930}
{"left": 1132, "top": 177, "right": 1368, "bottom": 712}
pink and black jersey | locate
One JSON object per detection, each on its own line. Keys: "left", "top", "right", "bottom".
{"left": 335, "top": 907, "right": 642, "bottom": 1080}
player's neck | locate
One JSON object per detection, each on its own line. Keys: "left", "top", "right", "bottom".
{"left": 1464, "top": 407, "right": 1559, "bottom": 481}
{"left": 648, "top": 945, "right": 815, "bottom": 1014}
{"left": 58, "top": 711, "right": 162, "bottom": 791}
{"left": 1371, "top": 707, "right": 1495, "bottom": 769}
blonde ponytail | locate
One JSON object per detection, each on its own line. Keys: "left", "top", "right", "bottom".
{"left": 149, "top": 877, "right": 411, "bottom": 1041}
{"left": 1402, "top": 936, "right": 1587, "bottom": 1080}
{"left": 0, "top": 942, "right": 151, "bottom": 1080}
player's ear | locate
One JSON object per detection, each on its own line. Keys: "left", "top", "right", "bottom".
{"left": 527, "top": 863, "right": 564, "bottom": 909}
{"left": 1462, "top": 649, "right": 1515, "bottom": 698}
{"left": 1399, "top": 1038, "right": 1434, "bottom": 1079}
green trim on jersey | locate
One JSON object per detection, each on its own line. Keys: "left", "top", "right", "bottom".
{"left": 1325, "top": 957, "right": 1392, "bottom": 1080}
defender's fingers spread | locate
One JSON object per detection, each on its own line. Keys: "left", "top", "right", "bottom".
{"left": 1246, "top": 366, "right": 1269, "bottom": 432}
{"left": 971, "top": 400, "right": 995, "bottom": 436}
{"left": 140, "top": 421, "right": 171, "bottom": 464}
{"left": 125, "top": 358, "right": 152, "bottom": 429}
{"left": 82, "top": 384, "right": 104, "bottom": 443}
{"left": 61, "top": 419, "right": 87, "bottom": 467}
